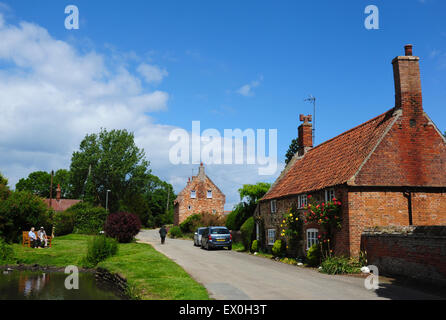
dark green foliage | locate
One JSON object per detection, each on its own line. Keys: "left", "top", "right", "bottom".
{"left": 0, "top": 172, "right": 10, "bottom": 201}
{"left": 251, "top": 239, "right": 259, "bottom": 253}
{"left": 227, "top": 182, "right": 270, "bottom": 231}
{"left": 70, "top": 128, "right": 151, "bottom": 213}
{"left": 320, "top": 256, "right": 362, "bottom": 274}
{"left": 66, "top": 202, "right": 108, "bottom": 235}
{"left": 104, "top": 212, "right": 141, "bottom": 243}
{"left": 285, "top": 138, "right": 299, "bottom": 165}
{"left": 272, "top": 239, "right": 286, "bottom": 257}
{"left": 180, "top": 214, "right": 201, "bottom": 234}
{"left": 0, "top": 191, "right": 51, "bottom": 242}
{"left": 15, "top": 169, "right": 73, "bottom": 198}
{"left": 144, "top": 174, "right": 175, "bottom": 227}
{"left": 53, "top": 211, "right": 75, "bottom": 236}
{"left": 306, "top": 243, "right": 321, "bottom": 267}
{"left": 240, "top": 217, "right": 255, "bottom": 251}
{"left": 82, "top": 235, "right": 118, "bottom": 268}
{"left": 0, "top": 238, "right": 15, "bottom": 263}
{"left": 168, "top": 226, "right": 183, "bottom": 238}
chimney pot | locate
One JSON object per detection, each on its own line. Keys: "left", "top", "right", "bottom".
{"left": 404, "top": 44, "right": 413, "bottom": 56}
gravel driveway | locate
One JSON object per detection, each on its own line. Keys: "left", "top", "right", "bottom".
{"left": 136, "top": 229, "right": 443, "bottom": 300}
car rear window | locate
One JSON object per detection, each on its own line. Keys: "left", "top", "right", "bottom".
{"left": 210, "top": 228, "right": 229, "bottom": 234}
{"left": 198, "top": 229, "right": 206, "bottom": 235}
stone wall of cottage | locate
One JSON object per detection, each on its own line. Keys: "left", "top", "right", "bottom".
{"left": 174, "top": 175, "right": 225, "bottom": 225}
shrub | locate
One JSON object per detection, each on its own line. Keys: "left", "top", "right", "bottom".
{"left": 251, "top": 239, "right": 259, "bottom": 253}
{"left": 53, "top": 211, "right": 75, "bottom": 236}
{"left": 200, "top": 212, "right": 226, "bottom": 227}
{"left": 180, "top": 214, "right": 201, "bottom": 234}
{"left": 306, "top": 243, "right": 321, "bottom": 267}
{"left": 225, "top": 210, "right": 237, "bottom": 230}
{"left": 240, "top": 217, "right": 255, "bottom": 250}
{"left": 320, "top": 256, "right": 362, "bottom": 274}
{"left": 104, "top": 212, "right": 141, "bottom": 243}
{"left": 0, "top": 191, "right": 51, "bottom": 242}
{"left": 82, "top": 235, "right": 118, "bottom": 268}
{"left": 0, "top": 238, "right": 14, "bottom": 263}
{"left": 67, "top": 202, "right": 108, "bottom": 235}
{"left": 168, "top": 226, "right": 183, "bottom": 238}
{"left": 272, "top": 239, "right": 286, "bottom": 258}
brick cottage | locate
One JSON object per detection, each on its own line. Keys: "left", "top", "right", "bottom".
{"left": 257, "top": 45, "right": 446, "bottom": 257}
{"left": 174, "top": 163, "right": 225, "bottom": 225}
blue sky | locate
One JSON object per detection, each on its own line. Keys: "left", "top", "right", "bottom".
{"left": 0, "top": 0, "right": 445, "bottom": 209}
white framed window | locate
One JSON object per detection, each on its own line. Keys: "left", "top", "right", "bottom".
{"left": 297, "top": 194, "right": 307, "bottom": 208}
{"left": 271, "top": 200, "right": 277, "bottom": 213}
{"left": 325, "top": 188, "right": 335, "bottom": 202}
{"left": 306, "top": 228, "right": 319, "bottom": 250}
{"left": 207, "top": 190, "right": 213, "bottom": 198}
{"left": 267, "top": 229, "right": 276, "bottom": 245}
{"left": 190, "top": 190, "right": 196, "bottom": 199}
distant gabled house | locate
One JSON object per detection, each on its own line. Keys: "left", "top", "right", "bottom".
{"left": 256, "top": 45, "right": 446, "bottom": 257}
{"left": 174, "top": 163, "right": 225, "bottom": 225}
{"left": 43, "top": 184, "right": 81, "bottom": 212}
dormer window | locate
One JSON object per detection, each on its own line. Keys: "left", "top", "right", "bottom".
{"left": 207, "top": 190, "right": 212, "bottom": 198}
{"left": 190, "top": 190, "right": 196, "bottom": 199}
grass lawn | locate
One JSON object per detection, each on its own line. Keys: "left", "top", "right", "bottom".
{"left": 10, "top": 234, "right": 209, "bottom": 300}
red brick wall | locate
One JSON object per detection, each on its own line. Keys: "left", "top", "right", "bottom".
{"left": 344, "top": 189, "right": 446, "bottom": 256}
{"left": 361, "top": 226, "right": 446, "bottom": 286}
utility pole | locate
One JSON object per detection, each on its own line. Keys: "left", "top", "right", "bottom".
{"left": 49, "top": 170, "right": 54, "bottom": 207}
{"left": 304, "top": 95, "right": 316, "bottom": 145}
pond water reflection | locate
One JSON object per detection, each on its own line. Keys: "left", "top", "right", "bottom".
{"left": 0, "top": 269, "right": 122, "bottom": 300}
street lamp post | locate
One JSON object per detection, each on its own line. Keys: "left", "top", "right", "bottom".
{"left": 106, "top": 189, "right": 111, "bottom": 212}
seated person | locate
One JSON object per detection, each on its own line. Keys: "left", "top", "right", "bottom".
{"left": 28, "top": 227, "right": 40, "bottom": 248}
{"left": 38, "top": 227, "right": 48, "bottom": 248}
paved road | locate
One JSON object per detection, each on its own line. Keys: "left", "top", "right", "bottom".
{"left": 136, "top": 229, "right": 444, "bottom": 300}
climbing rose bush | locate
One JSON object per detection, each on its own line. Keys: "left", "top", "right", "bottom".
{"left": 303, "top": 197, "right": 342, "bottom": 229}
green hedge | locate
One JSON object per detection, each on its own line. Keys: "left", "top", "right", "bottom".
{"left": 272, "top": 239, "right": 286, "bottom": 257}
{"left": 53, "top": 211, "right": 75, "bottom": 236}
{"left": 320, "top": 256, "right": 362, "bottom": 274}
{"left": 306, "top": 243, "right": 321, "bottom": 267}
{"left": 66, "top": 202, "right": 108, "bottom": 235}
{"left": 0, "top": 238, "right": 14, "bottom": 263}
{"left": 180, "top": 214, "right": 201, "bottom": 234}
{"left": 168, "top": 226, "right": 183, "bottom": 238}
{"left": 240, "top": 217, "right": 255, "bottom": 251}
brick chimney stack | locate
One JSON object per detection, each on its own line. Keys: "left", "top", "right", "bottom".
{"left": 198, "top": 162, "right": 205, "bottom": 180}
{"left": 56, "top": 184, "right": 61, "bottom": 201}
{"left": 392, "top": 44, "right": 423, "bottom": 119}
{"left": 298, "top": 114, "right": 313, "bottom": 156}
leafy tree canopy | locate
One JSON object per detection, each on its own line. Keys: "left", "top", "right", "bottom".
{"left": 15, "top": 169, "right": 73, "bottom": 199}
{"left": 70, "top": 128, "right": 151, "bottom": 213}
{"left": 238, "top": 182, "right": 271, "bottom": 204}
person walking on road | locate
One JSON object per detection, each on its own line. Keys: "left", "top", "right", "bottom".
{"left": 159, "top": 226, "right": 167, "bottom": 244}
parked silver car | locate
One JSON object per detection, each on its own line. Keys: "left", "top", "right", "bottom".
{"left": 193, "top": 227, "right": 207, "bottom": 246}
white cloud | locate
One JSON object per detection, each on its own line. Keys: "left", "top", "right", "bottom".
{"left": 0, "top": 13, "right": 280, "bottom": 210}
{"left": 236, "top": 75, "right": 263, "bottom": 97}
{"left": 137, "top": 63, "right": 168, "bottom": 84}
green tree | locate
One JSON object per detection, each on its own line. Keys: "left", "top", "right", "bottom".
{"left": 238, "top": 182, "right": 271, "bottom": 204}
{"left": 145, "top": 174, "right": 175, "bottom": 226}
{"left": 15, "top": 169, "right": 73, "bottom": 198}
{"left": 227, "top": 182, "right": 271, "bottom": 231}
{"left": 70, "top": 129, "right": 151, "bottom": 213}
{"left": 0, "top": 172, "right": 10, "bottom": 201}
{"left": 0, "top": 191, "right": 52, "bottom": 242}
{"left": 285, "top": 138, "right": 299, "bottom": 165}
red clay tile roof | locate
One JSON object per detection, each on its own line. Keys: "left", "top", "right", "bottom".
{"left": 262, "top": 108, "right": 400, "bottom": 200}
{"left": 43, "top": 199, "right": 81, "bottom": 212}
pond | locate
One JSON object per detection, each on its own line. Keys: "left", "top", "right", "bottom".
{"left": 0, "top": 269, "right": 123, "bottom": 300}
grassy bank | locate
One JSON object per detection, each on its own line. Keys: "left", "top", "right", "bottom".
{"left": 10, "top": 234, "right": 209, "bottom": 300}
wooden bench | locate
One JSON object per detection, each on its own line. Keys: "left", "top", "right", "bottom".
{"left": 22, "top": 231, "right": 52, "bottom": 248}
